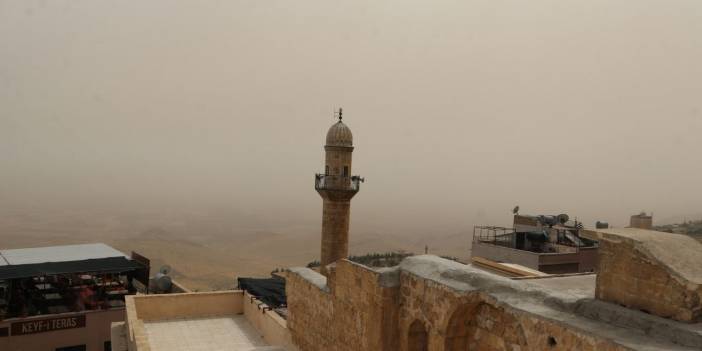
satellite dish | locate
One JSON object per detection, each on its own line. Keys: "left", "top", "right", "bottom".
{"left": 159, "top": 265, "right": 172, "bottom": 275}
{"left": 513, "top": 206, "right": 520, "bottom": 215}
{"left": 557, "top": 214, "right": 570, "bottom": 224}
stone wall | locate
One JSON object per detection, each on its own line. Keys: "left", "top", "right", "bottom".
{"left": 131, "top": 291, "right": 243, "bottom": 321}
{"left": 398, "top": 271, "right": 630, "bottom": 351}
{"left": 593, "top": 228, "right": 702, "bottom": 323}
{"left": 287, "top": 255, "right": 702, "bottom": 351}
{"left": 242, "top": 291, "right": 299, "bottom": 351}
{"left": 287, "top": 259, "right": 631, "bottom": 351}
{"left": 120, "top": 290, "right": 297, "bottom": 351}
{"left": 286, "top": 261, "right": 400, "bottom": 351}
{"left": 630, "top": 215, "right": 653, "bottom": 229}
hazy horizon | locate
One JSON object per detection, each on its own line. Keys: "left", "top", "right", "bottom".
{"left": 2, "top": 0, "right": 701, "bottom": 239}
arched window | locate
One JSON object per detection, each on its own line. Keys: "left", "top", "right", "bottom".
{"left": 325, "top": 166, "right": 330, "bottom": 175}
{"left": 445, "top": 305, "right": 471, "bottom": 350}
{"left": 444, "top": 303, "right": 527, "bottom": 351}
{"left": 343, "top": 166, "right": 349, "bottom": 177}
{"left": 408, "top": 320, "right": 428, "bottom": 351}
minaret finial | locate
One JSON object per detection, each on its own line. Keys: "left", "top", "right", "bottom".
{"left": 337, "top": 107, "right": 343, "bottom": 121}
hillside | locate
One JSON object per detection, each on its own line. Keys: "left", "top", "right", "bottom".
{"left": 0, "top": 209, "right": 473, "bottom": 291}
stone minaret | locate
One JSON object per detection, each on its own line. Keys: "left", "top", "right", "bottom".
{"left": 315, "top": 108, "right": 363, "bottom": 274}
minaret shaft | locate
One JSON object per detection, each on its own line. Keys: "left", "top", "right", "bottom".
{"left": 321, "top": 199, "right": 351, "bottom": 268}
{"left": 315, "top": 114, "right": 361, "bottom": 276}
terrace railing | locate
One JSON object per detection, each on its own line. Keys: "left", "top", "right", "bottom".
{"left": 473, "top": 226, "right": 516, "bottom": 248}
{"left": 315, "top": 174, "right": 364, "bottom": 192}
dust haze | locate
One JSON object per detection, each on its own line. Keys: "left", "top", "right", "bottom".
{"left": 1, "top": 0, "right": 701, "bottom": 289}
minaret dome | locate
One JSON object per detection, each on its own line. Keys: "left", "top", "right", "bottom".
{"left": 325, "top": 121, "right": 353, "bottom": 147}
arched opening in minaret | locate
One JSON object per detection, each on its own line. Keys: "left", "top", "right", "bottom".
{"left": 407, "top": 319, "right": 428, "bottom": 351}
{"left": 325, "top": 166, "right": 329, "bottom": 175}
{"left": 343, "top": 166, "right": 349, "bottom": 177}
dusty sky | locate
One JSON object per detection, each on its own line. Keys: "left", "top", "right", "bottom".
{"left": 1, "top": 0, "right": 701, "bottom": 235}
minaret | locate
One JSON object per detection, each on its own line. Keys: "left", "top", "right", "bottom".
{"left": 315, "top": 108, "right": 363, "bottom": 275}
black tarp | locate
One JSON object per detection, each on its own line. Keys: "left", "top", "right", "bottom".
{"left": 0, "top": 257, "right": 145, "bottom": 280}
{"left": 237, "top": 276, "right": 286, "bottom": 308}
{"left": 525, "top": 230, "right": 549, "bottom": 242}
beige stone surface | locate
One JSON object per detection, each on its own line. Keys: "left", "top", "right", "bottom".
{"left": 133, "top": 291, "right": 244, "bottom": 321}
{"left": 144, "top": 315, "right": 267, "bottom": 351}
{"left": 316, "top": 120, "right": 360, "bottom": 272}
{"left": 397, "top": 270, "right": 630, "bottom": 351}
{"left": 287, "top": 256, "right": 702, "bottom": 351}
{"left": 593, "top": 228, "right": 702, "bottom": 322}
{"left": 242, "top": 291, "right": 299, "bottom": 351}
{"left": 287, "top": 260, "right": 399, "bottom": 351}
{"left": 595, "top": 228, "right": 702, "bottom": 283}
{"left": 122, "top": 291, "right": 296, "bottom": 351}
{"left": 319, "top": 199, "right": 351, "bottom": 270}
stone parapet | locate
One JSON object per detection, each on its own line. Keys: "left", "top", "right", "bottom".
{"left": 286, "top": 261, "right": 400, "bottom": 351}
{"left": 589, "top": 228, "right": 702, "bottom": 323}
{"left": 286, "top": 255, "right": 702, "bottom": 351}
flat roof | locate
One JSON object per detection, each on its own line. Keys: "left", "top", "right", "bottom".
{"left": 0, "top": 243, "right": 128, "bottom": 266}
{"left": 0, "top": 243, "right": 142, "bottom": 280}
{"left": 144, "top": 315, "right": 280, "bottom": 351}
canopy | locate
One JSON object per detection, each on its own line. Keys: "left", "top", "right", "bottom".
{"left": 0, "top": 243, "right": 145, "bottom": 280}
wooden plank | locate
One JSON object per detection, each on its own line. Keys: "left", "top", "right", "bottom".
{"left": 471, "top": 257, "right": 539, "bottom": 277}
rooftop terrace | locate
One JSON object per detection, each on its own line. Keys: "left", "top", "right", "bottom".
{"left": 116, "top": 290, "right": 295, "bottom": 351}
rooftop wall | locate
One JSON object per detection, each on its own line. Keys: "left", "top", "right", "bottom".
{"left": 133, "top": 291, "right": 243, "bottom": 321}
{"left": 242, "top": 291, "right": 298, "bottom": 351}
{"left": 286, "top": 260, "right": 400, "bottom": 351}
{"left": 120, "top": 290, "right": 295, "bottom": 351}
{"left": 286, "top": 255, "right": 702, "bottom": 350}
{"left": 397, "top": 257, "right": 632, "bottom": 351}
{"left": 590, "top": 228, "right": 702, "bottom": 323}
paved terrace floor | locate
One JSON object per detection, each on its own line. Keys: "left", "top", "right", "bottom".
{"left": 144, "top": 315, "right": 272, "bottom": 351}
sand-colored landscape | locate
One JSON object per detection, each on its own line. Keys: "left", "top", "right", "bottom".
{"left": 0, "top": 208, "right": 472, "bottom": 291}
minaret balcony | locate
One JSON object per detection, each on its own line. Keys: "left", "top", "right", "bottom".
{"left": 315, "top": 174, "right": 364, "bottom": 192}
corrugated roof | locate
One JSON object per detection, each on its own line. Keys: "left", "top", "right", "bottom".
{"left": 0, "top": 243, "right": 128, "bottom": 266}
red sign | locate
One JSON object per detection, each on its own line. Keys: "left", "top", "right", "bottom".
{"left": 11, "top": 315, "right": 86, "bottom": 335}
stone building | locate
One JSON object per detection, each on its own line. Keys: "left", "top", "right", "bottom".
{"left": 630, "top": 212, "right": 653, "bottom": 229}
{"left": 113, "top": 116, "right": 702, "bottom": 351}
{"left": 286, "top": 231, "right": 702, "bottom": 350}
{"left": 284, "top": 118, "right": 702, "bottom": 350}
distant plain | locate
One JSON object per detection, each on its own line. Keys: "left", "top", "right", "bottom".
{"left": 0, "top": 208, "right": 472, "bottom": 291}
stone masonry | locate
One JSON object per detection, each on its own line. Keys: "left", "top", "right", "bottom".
{"left": 286, "top": 261, "right": 399, "bottom": 351}
{"left": 294, "top": 113, "right": 702, "bottom": 351}
{"left": 286, "top": 255, "right": 702, "bottom": 351}
{"left": 315, "top": 117, "right": 360, "bottom": 273}
{"left": 590, "top": 228, "right": 702, "bottom": 323}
